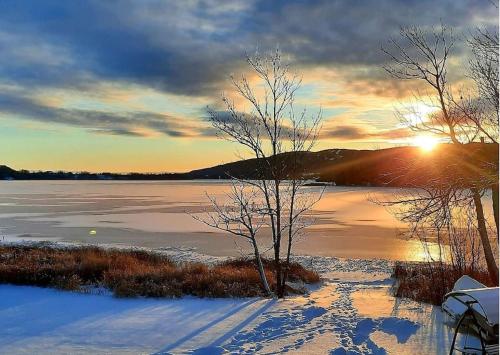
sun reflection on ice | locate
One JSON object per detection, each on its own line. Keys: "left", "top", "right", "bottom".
{"left": 404, "top": 240, "right": 450, "bottom": 262}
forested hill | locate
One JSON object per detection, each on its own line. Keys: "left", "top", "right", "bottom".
{"left": 1, "top": 143, "right": 497, "bottom": 187}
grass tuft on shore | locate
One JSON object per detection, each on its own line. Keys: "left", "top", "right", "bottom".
{"left": 392, "top": 261, "right": 495, "bottom": 305}
{"left": 0, "top": 245, "right": 319, "bottom": 298}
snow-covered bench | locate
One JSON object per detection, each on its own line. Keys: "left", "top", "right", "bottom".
{"left": 442, "top": 276, "right": 499, "bottom": 354}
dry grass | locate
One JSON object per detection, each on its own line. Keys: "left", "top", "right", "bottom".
{"left": 0, "top": 245, "right": 319, "bottom": 298}
{"left": 392, "top": 261, "right": 495, "bottom": 305}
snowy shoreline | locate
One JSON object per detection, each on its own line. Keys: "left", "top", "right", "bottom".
{"left": 0, "top": 239, "right": 460, "bottom": 354}
{"left": 0, "top": 238, "right": 394, "bottom": 274}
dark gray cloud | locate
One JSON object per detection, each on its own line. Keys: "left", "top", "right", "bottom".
{"left": 0, "top": 0, "right": 251, "bottom": 96}
{"left": 89, "top": 128, "right": 145, "bottom": 137}
{"left": 324, "top": 125, "right": 368, "bottom": 140}
{"left": 323, "top": 125, "right": 410, "bottom": 140}
{"left": 0, "top": 0, "right": 496, "bottom": 96}
{"left": 0, "top": 92, "right": 206, "bottom": 137}
{"left": 253, "top": 0, "right": 496, "bottom": 67}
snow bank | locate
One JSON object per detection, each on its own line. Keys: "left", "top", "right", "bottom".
{"left": 0, "top": 244, "right": 462, "bottom": 354}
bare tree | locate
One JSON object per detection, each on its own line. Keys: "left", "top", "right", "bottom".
{"left": 193, "top": 183, "right": 272, "bottom": 296}
{"left": 382, "top": 25, "right": 499, "bottom": 282}
{"left": 467, "top": 28, "right": 499, "bottom": 233}
{"left": 201, "top": 49, "right": 322, "bottom": 298}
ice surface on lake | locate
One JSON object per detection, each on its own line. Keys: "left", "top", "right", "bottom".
{"left": 0, "top": 180, "right": 466, "bottom": 261}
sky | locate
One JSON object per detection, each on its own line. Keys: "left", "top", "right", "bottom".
{"left": 0, "top": 0, "right": 497, "bottom": 173}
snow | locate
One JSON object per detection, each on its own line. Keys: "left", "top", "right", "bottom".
{"left": 451, "top": 275, "right": 486, "bottom": 291}
{"left": 0, "top": 248, "right": 472, "bottom": 354}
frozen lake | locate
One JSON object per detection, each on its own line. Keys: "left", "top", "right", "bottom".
{"left": 0, "top": 180, "right": 452, "bottom": 261}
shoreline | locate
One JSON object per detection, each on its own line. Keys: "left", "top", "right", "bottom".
{"left": 0, "top": 238, "right": 394, "bottom": 275}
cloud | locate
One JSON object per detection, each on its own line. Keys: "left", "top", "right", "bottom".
{"left": 0, "top": 0, "right": 255, "bottom": 96}
{"left": 0, "top": 91, "right": 209, "bottom": 138}
{"left": 322, "top": 124, "right": 411, "bottom": 141}
{"left": 323, "top": 125, "right": 368, "bottom": 140}
{"left": 89, "top": 128, "right": 146, "bottom": 137}
{"left": 252, "top": 0, "right": 495, "bottom": 67}
{"left": 0, "top": 0, "right": 496, "bottom": 98}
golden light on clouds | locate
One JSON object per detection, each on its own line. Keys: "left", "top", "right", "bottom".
{"left": 401, "top": 102, "right": 437, "bottom": 127}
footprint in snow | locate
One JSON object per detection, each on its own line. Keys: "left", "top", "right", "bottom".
{"left": 330, "top": 316, "right": 420, "bottom": 354}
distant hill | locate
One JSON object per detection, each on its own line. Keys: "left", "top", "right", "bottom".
{"left": 187, "top": 143, "right": 498, "bottom": 187}
{"left": 1, "top": 143, "right": 497, "bottom": 187}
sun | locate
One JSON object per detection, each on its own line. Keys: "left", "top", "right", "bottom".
{"left": 413, "top": 135, "right": 439, "bottom": 152}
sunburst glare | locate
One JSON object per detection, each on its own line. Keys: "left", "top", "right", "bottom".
{"left": 413, "top": 135, "right": 439, "bottom": 152}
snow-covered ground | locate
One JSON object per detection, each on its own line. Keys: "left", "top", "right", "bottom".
{"left": 0, "top": 245, "right": 460, "bottom": 355}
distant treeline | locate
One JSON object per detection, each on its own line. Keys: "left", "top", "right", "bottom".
{"left": 0, "top": 165, "right": 189, "bottom": 181}
{"left": 1, "top": 143, "right": 497, "bottom": 187}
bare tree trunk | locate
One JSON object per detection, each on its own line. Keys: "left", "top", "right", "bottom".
{"left": 274, "top": 173, "right": 284, "bottom": 297}
{"left": 283, "top": 222, "right": 293, "bottom": 293}
{"left": 252, "top": 240, "right": 273, "bottom": 297}
{"left": 274, "top": 241, "right": 283, "bottom": 298}
{"left": 492, "top": 181, "right": 499, "bottom": 237}
{"left": 282, "top": 184, "right": 296, "bottom": 293}
{"left": 472, "top": 187, "right": 499, "bottom": 283}
{"left": 280, "top": 232, "right": 295, "bottom": 295}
